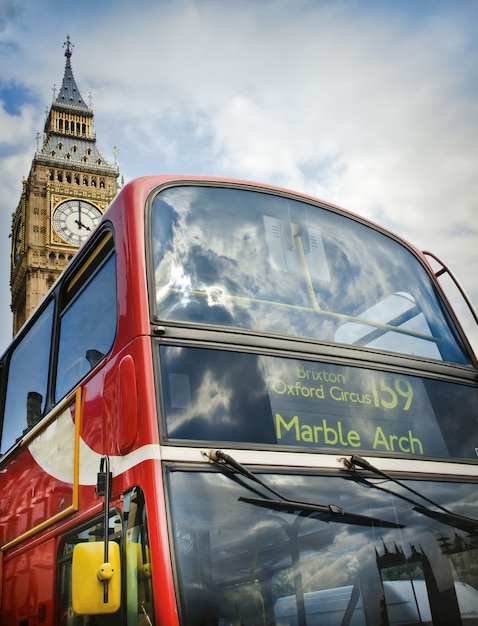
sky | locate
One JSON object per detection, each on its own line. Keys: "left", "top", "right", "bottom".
{"left": 0, "top": 0, "right": 477, "bottom": 356}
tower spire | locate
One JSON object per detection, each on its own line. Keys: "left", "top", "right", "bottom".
{"left": 63, "top": 34, "right": 74, "bottom": 58}
{"left": 56, "top": 34, "right": 88, "bottom": 109}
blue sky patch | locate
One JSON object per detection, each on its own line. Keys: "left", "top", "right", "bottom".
{"left": 0, "top": 82, "right": 36, "bottom": 116}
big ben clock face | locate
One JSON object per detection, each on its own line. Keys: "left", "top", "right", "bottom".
{"left": 53, "top": 200, "right": 102, "bottom": 245}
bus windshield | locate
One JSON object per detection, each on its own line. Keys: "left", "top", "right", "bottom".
{"left": 151, "top": 185, "right": 469, "bottom": 365}
{"left": 167, "top": 467, "right": 478, "bottom": 626}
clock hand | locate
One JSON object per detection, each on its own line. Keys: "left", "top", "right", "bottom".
{"left": 74, "top": 219, "right": 91, "bottom": 231}
{"left": 76, "top": 204, "right": 91, "bottom": 231}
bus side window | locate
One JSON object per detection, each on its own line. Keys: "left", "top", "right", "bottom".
{"left": 55, "top": 235, "right": 117, "bottom": 402}
{"left": 1, "top": 300, "right": 54, "bottom": 454}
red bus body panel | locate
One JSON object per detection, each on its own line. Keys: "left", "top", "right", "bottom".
{"left": 0, "top": 175, "right": 474, "bottom": 624}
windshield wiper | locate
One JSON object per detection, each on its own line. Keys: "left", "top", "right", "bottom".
{"left": 205, "top": 450, "right": 404, "bottom": 529}
{"left": 343, "top": 455, "right": 478, "bottom": 535}
{"left": 238, "top": 496, "right": 403, "bottom": 528}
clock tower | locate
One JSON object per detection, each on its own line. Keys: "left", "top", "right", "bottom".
{"left": 10, "top": 36, "right": 119, "bottom": 336}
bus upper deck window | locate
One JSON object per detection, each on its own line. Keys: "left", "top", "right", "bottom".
{"left": 55, "top": 235, "right": 117, "bottom": 402}
{"left": 1, "top": 300, "right": 54, "bottom": 454}
{"left": 151, "top": 185, "right": 470, "bottom": 365}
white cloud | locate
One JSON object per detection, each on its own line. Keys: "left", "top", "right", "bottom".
{"left": 0, "top": 0, "right": 477, "bottom": 355}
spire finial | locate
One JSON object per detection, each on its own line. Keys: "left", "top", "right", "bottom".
{"left": 63, "top": 34, "right": 74, "bottom": 58}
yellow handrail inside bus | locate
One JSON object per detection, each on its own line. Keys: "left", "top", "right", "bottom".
{"left": 292, "top": 224, "right": 321, "bottom": 313}
{"left": 162, "top": 288, "right": 442, "bottom": 345}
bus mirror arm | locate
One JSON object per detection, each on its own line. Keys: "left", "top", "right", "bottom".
{"left": 71, "top": 455, "right": 120, "bottom": 614}
{"left": 97, "top": 455, "right": 113, "bottom": 604}
{"left": 96, "top": 454, "right": 112, "bottom": 498}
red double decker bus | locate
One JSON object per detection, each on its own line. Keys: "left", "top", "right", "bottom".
{"left": 1, "top": 175, "right": 477, "bottom": 625}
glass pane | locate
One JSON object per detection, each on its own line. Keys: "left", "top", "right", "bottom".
{"left": 124, "top": 487, "right": 155, "bottom": 624}
{"left": 167, "top": 469, "right": 478, "bottom": 626}
{"left": 2, "top": 301, "right": 54, "bottom": 453}
{"left": 56, "top": 254, "right": 117, "bottom": 401}
{"left": 160, "top": 345, "right": 478, "bottom": 461}
{"left": 151, "top": 186, "right": 469, "bottom": 364}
